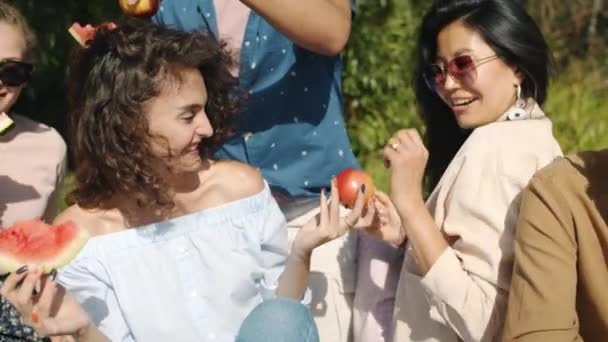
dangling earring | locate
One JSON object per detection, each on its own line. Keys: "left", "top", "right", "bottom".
{"left": 507, "top": 84, "right": 528, "bottom": 120}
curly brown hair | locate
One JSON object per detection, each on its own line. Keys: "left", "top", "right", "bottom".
{"left": 67, "top": 19, "right": 243, "bottom": 211}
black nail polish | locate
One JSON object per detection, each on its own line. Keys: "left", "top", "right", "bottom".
{"left": 49, "top": 269, "right": 58, "bottom": 281}
{"left": 16, "top": 265, "right": 28, "bottom": 274}
{"left": 360, "top": 184, "right": 366, "bottom": 194}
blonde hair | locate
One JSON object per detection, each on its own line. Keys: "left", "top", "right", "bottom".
{"left": 0, "top": 1, "right": 37, "bottom": 60}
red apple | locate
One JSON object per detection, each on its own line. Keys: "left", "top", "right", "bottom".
{"left": 336, "top": 168, "right": 375, "bottom": 209}
{"left": 119, "top": 0, "right": 160, "bottom": 18}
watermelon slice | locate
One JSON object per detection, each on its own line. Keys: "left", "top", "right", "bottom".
{"left": 0, "top": 112, "right": 14, "bottom": 135}
{"left": 68, "top": 22, "right": 117, "bottom": 47}
{"left": 0, "top": 219, "right": 89, "bottom": 274}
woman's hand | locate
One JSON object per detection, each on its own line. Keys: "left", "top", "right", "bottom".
{"left": 360, "top": 190, "right": 406, "bottom": 246}
{"left": 383, "top": 128, "right": 429, "bottom": 213}
{"left": 293, "top": 178, "right": 367, "bottom": 257}
{"left": 0, "top": 265, "right": 92, "bottom": 338}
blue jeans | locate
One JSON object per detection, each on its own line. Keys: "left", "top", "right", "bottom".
{"left": 236, "top": 298, "right": 320, "bottom": 342}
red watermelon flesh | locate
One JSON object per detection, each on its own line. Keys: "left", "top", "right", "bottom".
{"left": 68, "top": 23, "right": 96, "bottom": 47}
{"left": 68, "top": 22, "right": 117, "bottom": 47}
{"left": 0, "top": 219, "right": 89, "bottom": 274}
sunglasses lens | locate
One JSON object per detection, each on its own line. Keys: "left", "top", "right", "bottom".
{"left": 424, "top": 65, "right": 445, "bottom": 90}
{"left": 450, "top": 56, "right": 475, "bottom": 76}
{"left": 0, "top": 61, "right": 32, "bottom": 86}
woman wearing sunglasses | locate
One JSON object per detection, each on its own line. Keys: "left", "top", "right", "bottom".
{"left": 358, "top": 1, "right": 563, "bottom": 341}
{"left": 0, "top": 2, "right": 66, "bottom": 341}
{"left": 0, "top": 2, "right": 67, "bottom": 227}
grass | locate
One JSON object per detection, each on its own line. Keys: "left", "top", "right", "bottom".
{"left": 545, "top": 58, "right": 608, "bottom": 153}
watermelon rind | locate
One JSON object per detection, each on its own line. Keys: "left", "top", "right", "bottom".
{"left": 68, "top": 25, "right": 88, "bottom": 47}
{"left": 0, "top": 222, "right": 90, "bottom": 274}
{"left": 0, "top": 112, "right": 14, "bottom": 135}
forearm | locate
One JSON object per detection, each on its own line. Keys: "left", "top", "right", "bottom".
{"left": 396, "top": 201, "right": 449, "bottom": 274}
{"left": 240, "top": 0, "right": 351, "bottom": 55}
{"left": 275, "top": 250, "right": 311, "bottom": 300}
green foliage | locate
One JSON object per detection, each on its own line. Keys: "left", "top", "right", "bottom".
{"left": 343, "top": 0, "right": 430, "bottom": 191}
{"left": 546, "top": 58, "right": 608, "bottom": 153}
{"left": 526, "top": 0, "right": 607, "bottom": 65}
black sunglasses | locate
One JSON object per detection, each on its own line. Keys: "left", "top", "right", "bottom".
{"left": 0, "top": 60, "right": 33, "bottom": 87}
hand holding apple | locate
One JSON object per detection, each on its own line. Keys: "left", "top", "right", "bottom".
{"left": 119, "top": 0, "right": 160, "bottom": 18}
{"left": 364, "top": 190, "right": 406, "bottom": 246}
{"left": 293, "top": 178, "right": 367, "bottom": 256}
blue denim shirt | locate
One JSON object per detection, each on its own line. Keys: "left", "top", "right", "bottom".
{"left": 153, "top": 1, "right": 360, "bottom": 198}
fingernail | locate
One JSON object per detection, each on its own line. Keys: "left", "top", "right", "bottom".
{"left": 360, "top": 184, "right": 366, "bottom": 194}
{"left": 49, "top": 269, "right": 58, "bottom": 281}
{"left": 16, "top": 265, "right": 28, "bottom": 274}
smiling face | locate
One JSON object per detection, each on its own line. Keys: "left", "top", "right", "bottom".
{"left": 0, "top": 22, "right": 27, "bottom": 114}
{"left": 434, "top": 20, "right": 523, "bottom": 128}
{"left": 144, "top": 66, "right": 214, "bottom": 174}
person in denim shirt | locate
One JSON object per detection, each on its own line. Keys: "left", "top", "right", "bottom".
{"left": 151, "top": 1, "right": 398, "bottom": 341}
{"left": 154, "top": 1, "right": 357, "bottom": 198}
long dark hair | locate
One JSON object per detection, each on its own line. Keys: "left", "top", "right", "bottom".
{"left": 416, "top": 0, "right": 550, "bottom": 189}
{"left": 67, "top": 20, "right": 242, "bottom": 211}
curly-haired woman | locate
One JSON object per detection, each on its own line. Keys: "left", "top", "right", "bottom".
{"left": 0, "top": 20, "right": 367, "bottom": 342}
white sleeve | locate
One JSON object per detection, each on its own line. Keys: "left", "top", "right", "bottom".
{"left": 58, "top": 254, "right": 134, "bottom": 342}
{"left": 418, "top": 144, "right": 542, "bottom": 342}
{"left": 256, "top": 190, "right": 311, "bottom": 304}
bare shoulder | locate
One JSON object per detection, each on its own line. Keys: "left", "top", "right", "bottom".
{"left": 210, "top": 160, "right": 266, "bottom": 201}
{"left": 53, "top": 204, "right": 121, "bottom": 237}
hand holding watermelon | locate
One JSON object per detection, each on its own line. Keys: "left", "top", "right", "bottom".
{"left": 0, "top": 219, "right": 89, "bottom": 274}
{"left": 0, "top": 268, "right": 98, "bottom": 340}
{"left": 0, "top": 220, "right": 95, "bottom": 337}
